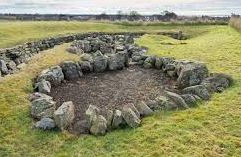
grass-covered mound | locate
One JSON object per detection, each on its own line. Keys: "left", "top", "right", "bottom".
{"left": 0, "top": 22, "right": 241, "bottom": 156}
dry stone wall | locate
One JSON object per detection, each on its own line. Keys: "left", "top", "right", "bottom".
{"left": 0, "top": 32, "right": 145, "bottom": 77}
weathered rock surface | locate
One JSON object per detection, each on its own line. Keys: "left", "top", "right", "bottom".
{"left": 35, "top": 117, "right": 56, "bottom": 130}
{"left": 155, "top": 57, "right": 163, "bottom": 69}
{"left": 29, "top": 92, "right": 53, "bottom": 102}
{"left": 60, "top": 61, "right": 82, "bottom": 80}
{"left": 37, "top": 66, "right": 64, "bottom": 86}
{"left": 201, "top": 73, "right": 233, "bottom": 93}
{"left": 177, "top": 62, "right": 209, "bottom": 88}
{"left": 31, "top": 98, "right": 56, "bottom": 119}
{"left": 182, "top": 85, "right": 210, "bottom": 100}
{"left": 181, "top": 94, "right": 200, "bottom": 107}
{"left": 146, "top": 100, "right": 161, "bottom": 111}
{"left": 6, "top": 61, "right": 17, "bottom": 72}
{"left": 74, "top": 40, "right": 92, "bottom": 53}
{"left": 165, "top": 91, "right": 189, "bottom": 109}
{"left": 54, "top": 101, "right": 75, "bottom": 131}
{"left": 122, "top": 106, "right": 141, "bottom": 128}
{"left": 36, "top": 80, "right": 51, "bottom": 94}
{"left": 126, "top": 103, "right": 140, "bottom": 119}
{"left": 90, "top": 115, "right": 107, "bottom": 136}
{"left": 0, "top": 60, "right": 8, "bottom": 75}
{"left": 66, "top": 46, "right": 83, "bottom": 55}
{"left": 155, "top": 96, "right": 178, "bottom": 110}
{"left": 102, "top": 109, "right": 114, "bottom": 129}
{"left": 143, "top": 56, "right": 156, "bottom": 69}
{"left": 135, "top": 101, "right": 153, "bottom": 117}
{"left": 93, "top": 55, "right": 108, "bottom": 72}
{"left": 108, "top": 51, "right": 128, "bottom": 70}
{"left": 111, "top": 110, "right": 124, "bottom": 129}
{"left": 85, "top": 105, "right": 100, "bottom": 125}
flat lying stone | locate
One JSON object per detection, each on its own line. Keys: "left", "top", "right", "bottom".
{"left": 31, "top": 98, "right": 56, "bottom": 119}
{"left": 182, "top": 85, "right": 210, "bottom": 100}
{"left": 35, "top": 117, "right": 56, "bottom": 130}
{"left": 165, "top": 91, "right": 189, "bottom": 109}
{"left": 135, "top": 101, "right": 153, "bottom": 117}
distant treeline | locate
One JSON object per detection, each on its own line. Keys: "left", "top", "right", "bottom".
{"left": 0, "top": 11, "right": 230, "bottom": 23}
{"left": 230, "top": 15, "right": 241, "bottom": 32}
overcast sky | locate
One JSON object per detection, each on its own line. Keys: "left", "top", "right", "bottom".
{"left": 0, "top": 0, "right": 240, "bottom": 16}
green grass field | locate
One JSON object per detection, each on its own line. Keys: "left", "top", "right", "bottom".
{"left": 0, "top": 21, "right": 241, "bottom": 157}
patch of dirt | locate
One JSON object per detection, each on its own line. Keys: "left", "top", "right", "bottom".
{"left": 49, "top": 65, "right": 177, "bottom": 121}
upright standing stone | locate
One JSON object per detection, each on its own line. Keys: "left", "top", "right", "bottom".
{"left": 54, "top": 101, "right": 75, "bottom": 131}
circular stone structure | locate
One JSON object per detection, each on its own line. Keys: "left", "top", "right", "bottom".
{"left": 30, "top": 33, "right": 233, "bottom": 136}
{"left": 49, "top": 65, "right": 177, "bottom": 127}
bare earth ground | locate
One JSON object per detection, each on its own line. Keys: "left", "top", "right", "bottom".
{"left": 49, "top": 65, "right": 177, "bottom": 122}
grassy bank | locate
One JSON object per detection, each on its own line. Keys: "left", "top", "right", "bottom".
{"left": 0, "top": 21, "right": 221, "bottom": 48}
{"left": 0, "top": 21, "right": 241, "bottom": 156}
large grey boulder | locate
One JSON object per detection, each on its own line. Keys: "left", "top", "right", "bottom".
{"left": 31, "top": 98, "right": 56, "bottom": 119}
{"left": 177, "top": 62, "right": 209, "bottom": 89}
{"left": 111, "top": 110, "right": 124, "bottom": 129}
{"left": 143, "top": 56, "right": 156, "bottom": 69}
{"left": 0, "top": 60, "right": 8, "bottom": 75}
{"left": 135, "top": 101, "right": 153, "bottom": 117}
{"left": 164, "top": 91, "right": 189, "bottom": 109}
{"left": 108, "top": 51, "right": 128, "bottom": 70}
{"left": 85, "top": 105, "right": 100, "bottom": 125}
{"left": 60, "top": 61, "right": 82, "bottom": 80}
{"left": 37, "top": 66, "right": 64, "bottom": 86}
{"left": 36, "top": 80, "right": 51, "bottom": 94}
{"left": 29, "top": 92, "right": 53, "bottom": 102}
{"left": 90, "top": 115, "right": 107, "bottom": 136}
{"left": 93, "top": 55, "right": 108, "bottom": 73}
{"left": 35, "top": 117, "right": 56, "bottom": 130}
{"left": 155, "top": 96, "right": 178, "bottom": 110}
{"left": 201, "top": 73, "right": 233, "bottom": 93}
{"left": 122, "top": 106, "right": 141, "bottom": 128}
{"left": 182, "top": 85, "right": 210, "bottom": 100}
{"left": 54, "top": 101, "right": 75, "bottom": 131}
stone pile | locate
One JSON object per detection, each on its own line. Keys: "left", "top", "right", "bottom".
{"left": 0, "top": 32, "right": 144, "bottom": 77}
{"left": 29, "top": 33, "right": 233, "bottom": 136}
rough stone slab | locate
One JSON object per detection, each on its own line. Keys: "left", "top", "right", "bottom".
{"left": 54, "top": 101, "right": 75, "bottom": 131}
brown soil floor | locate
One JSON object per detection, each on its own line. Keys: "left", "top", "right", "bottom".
{"left": 49, "top": 65, "right": 177, "bottom": 123}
